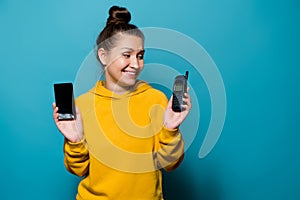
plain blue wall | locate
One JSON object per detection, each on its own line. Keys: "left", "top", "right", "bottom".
{"left": 1, "top": 0, "right": 299, "bottom": 199}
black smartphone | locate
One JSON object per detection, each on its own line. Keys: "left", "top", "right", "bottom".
{"left": 53, "top": 82, "right": 76, "bottom": 120}
{"left": 172, "top": 71, "right": 189, "bottom": 112}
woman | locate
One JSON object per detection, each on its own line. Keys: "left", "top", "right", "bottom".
{"left": 53, "top": 5, "right": 192, "bottom": 200}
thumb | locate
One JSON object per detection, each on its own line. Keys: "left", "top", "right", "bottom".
{"left": 167, "top": 95, "right": 173, "bottom": 109}
{"left": 75, "top": 106, "right": 82, "bottom": 119}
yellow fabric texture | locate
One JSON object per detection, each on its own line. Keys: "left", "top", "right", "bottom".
{"left": 64, "top": 81, "right": 184, "bottom": 200}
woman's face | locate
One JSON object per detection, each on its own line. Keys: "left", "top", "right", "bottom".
{"left": 100, "top": 33, "right": 145, "bottom": 93}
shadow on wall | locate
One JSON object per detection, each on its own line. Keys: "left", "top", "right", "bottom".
{"left": 162, "top": 160, "right": 223, "bottom": 200}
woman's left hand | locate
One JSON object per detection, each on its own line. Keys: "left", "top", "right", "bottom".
{"left": 163, "top": 90, "right": 192, "bottom": 130}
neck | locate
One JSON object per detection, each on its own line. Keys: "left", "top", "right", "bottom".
{"left": 103, "top": 81, "right": 130, "bottom": 95}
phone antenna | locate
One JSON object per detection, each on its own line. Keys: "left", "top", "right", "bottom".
{"left": 185, "top": 71, "right": 189, "bottom": 80}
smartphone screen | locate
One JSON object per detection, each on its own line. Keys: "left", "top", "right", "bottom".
{"left": 53, "top": 83, "right": 76, "bottom": 120}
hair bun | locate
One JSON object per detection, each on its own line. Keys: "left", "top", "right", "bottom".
{"left": 107, "top": 6, "right": 131, "bottom": 25}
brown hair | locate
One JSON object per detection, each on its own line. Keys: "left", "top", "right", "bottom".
{"left": 96, "top": 6, "right": 144, "bottom": 55}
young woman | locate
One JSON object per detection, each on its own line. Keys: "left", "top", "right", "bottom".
{"left": 53, "top": 5, "right": 192, "bottom": 200}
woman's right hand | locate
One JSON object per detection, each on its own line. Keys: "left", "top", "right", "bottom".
{"left": 52, "top": 103, "right": 84, "bottom": 143}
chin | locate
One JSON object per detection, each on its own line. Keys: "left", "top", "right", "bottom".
{"left": 123, "top": 79, "right": 138, "bottom": 88}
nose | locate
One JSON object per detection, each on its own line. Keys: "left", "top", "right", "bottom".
{"left": 129, "top": 56, "right": 140, "bottom": 69}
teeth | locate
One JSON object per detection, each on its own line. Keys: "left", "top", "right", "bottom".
{"left": 124, "top": 71, "right": 136, "bottom": 75}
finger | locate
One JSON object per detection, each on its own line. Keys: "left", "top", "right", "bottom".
{"left": 53, "top": 106, "right": 58, "bottom": 117}
{"left": 181, "top": 104, "right": 191, "bottom": 112}
{"left": 167, "top": 95, "right": 173, "bottom": 109}
{"left": 53, "top": 112, "right": 59, "bottom": 124}
{"left": 75, "top": 107, "right": 82, "bottom": 123}
{"left": 184, "top": 92, "right": 191, "bottom": 100}
{"left": 75, "top": 106, "right": 81, "bottom": 115}
{"left": 182, "top": 96, "right": 192, "bottom": 109}
{"left": 52, "top": 104, "right": 60, "bottom": 123}
{"left": 187, "top": 99, "right": 192, "bottom": 109}
{"left": 52, "top": 103, "right": 59, "bottom": 115}
{"left": 183, "top": 94, "right": 191, "bottom": 103}
{"left": 181, "top": 104, "right": 189, "bottom": 110}
{"left": 53, "top": 107, "right": 57, "bottom": 118}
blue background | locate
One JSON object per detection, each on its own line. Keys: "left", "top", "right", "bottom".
{"left": 1, "top": 0, "right": 299, "bottom": 199}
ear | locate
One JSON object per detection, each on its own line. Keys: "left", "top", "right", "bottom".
{"left": 97, "top": 48, "right": 107, "bottom": 66}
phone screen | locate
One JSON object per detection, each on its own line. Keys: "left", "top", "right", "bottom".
{"left": 174, "top": 82, "right": 183, "bottom": 91}
{"left": 54, "top": 83, "right": 76, "bottom": 120}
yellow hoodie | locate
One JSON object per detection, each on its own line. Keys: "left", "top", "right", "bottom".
{"left": 64, "top": 81, "right": 184, "bottom": 200}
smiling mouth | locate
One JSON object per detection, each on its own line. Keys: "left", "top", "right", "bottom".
{"left": 122, "top": 69, "right": 137, "bottom": 76}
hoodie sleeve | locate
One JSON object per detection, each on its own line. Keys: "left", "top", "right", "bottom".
{"left": 63, "top": 138, "right": 89, "bottom": 177}
{"left": 151, "top": 90, "right": 185, "bottom": 172}
{"left": 154, "top": 126, "right": 185, "bottom": 172}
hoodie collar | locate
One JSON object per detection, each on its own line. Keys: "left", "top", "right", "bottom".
{"left": 89, "top": 80, "right": 151, "bottom": 99}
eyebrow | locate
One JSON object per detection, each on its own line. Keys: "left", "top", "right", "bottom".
{"left": 121, "top": 47, "right": 145, "bottom": 53}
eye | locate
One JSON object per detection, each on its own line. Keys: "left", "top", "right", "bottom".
{"left": 122, "top": 53, "right": 131, "bottom": 58}
{"left": 137, "top": 53, "right": 144, "bottom": 60}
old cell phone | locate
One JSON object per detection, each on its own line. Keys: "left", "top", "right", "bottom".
{"left": 172, "top": 71, "right": 189, "bottom": 112}
{"left": 53, "top": 82, "right": 76, "bottom": 120}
